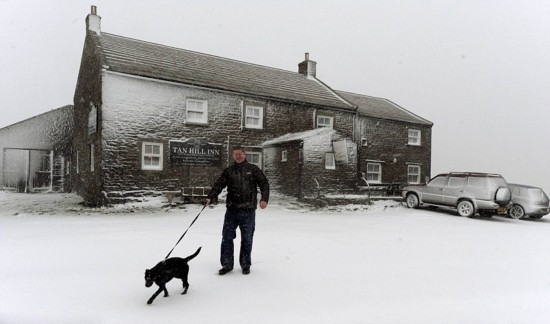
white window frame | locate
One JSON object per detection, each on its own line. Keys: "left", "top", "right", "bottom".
{"left": 245, "top": 106, "right": 264, "bottom": 129}
{"left": 408, "top": 129, "right": 421, "bottom": 146}
{"left": 247, "top": 152, "right": 262, "bottom": 168}
{"left": 142, "top": 142, "right": 163, "bottom": 171}
{"left": 366, "top": 162, "right": 382, "bottom": 183}
{"left": 325, "top": 153, "right": 336, "bottom": 170}
{"left": 90, "top": 144, "right": 94, "bottom": 172}
{"left": 186, "top": 99, "right": 208, "bottom": 124}
{"left": 408, "top": 164, "right": 421, "bottom": 184}
{"left": 361, "top": 138, "right": 368, "bottom": 147}
{"left": 281, "top": 150, "right": 288, "bottom": 162}
{"left": 317, "top": 116, "right": 334, "bottom": 128}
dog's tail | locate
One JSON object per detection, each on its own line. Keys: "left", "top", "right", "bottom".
{"left": 184, "top": 247, "right": 201, "bottom": 263}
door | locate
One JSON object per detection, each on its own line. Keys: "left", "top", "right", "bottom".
{"left": 421, "top": 175, "right": 447, "bottom": 204}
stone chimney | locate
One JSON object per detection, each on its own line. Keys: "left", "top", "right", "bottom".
{"left": 298, "top": 52, "right": 317, "bottom": 78}
{"left": 86, "top": 5, "right": 101, "bottom": 35}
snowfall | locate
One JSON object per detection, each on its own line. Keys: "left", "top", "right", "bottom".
{"left": 1, "top": 191, "right": 550, "bottom": 324}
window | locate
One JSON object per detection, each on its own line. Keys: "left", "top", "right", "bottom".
{"left": 245, "top": 106, "right": 263, "bottom": 129}
{"left": 247, "top": 152, "right": 262, "bottom": 168}
{"left": 186, "top": 99, "right": 208, "bottom": 124}
{"left": 325, "top": 153, "right": 336, "bottom": 170}
{"left": 90, "top": 144, "right": 94, "bottom": 172}
{"left": 428, "top": 176, "right": 447, "bottom": 187}
{"left": 361, "top": 138, "right": 368, "bottom": 147}
{"left": 88, "top": 104, "right": 97, "bottom": 135}
{"left": 366, "top": 163, "right": 381, "bottom": 183}
{"left": 407, "top": 165, "right": 421, "bottom": 184}
{"left": 281, "top": 150, "right": 288, "bottom": 162}
{"left": 408, "top": 129, "right": 421, "bottom": 146}
{"left": 142, "top": 142, "right": 163, "bottom": 171}
{"left": 448, "top": 176, "right": 466, "bottom": 188}
{"left": 317, "top": 116, "right": 333, "bottom": 128}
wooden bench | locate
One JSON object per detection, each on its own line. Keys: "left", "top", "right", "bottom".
{"left": 181, "top": 186, "right": 212, "bottom": 204}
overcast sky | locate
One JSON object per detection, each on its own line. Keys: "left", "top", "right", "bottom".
{"left": 1, "top": 0, "right": 549, "bottom": 190}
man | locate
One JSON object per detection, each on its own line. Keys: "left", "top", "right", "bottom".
{"left": 205, "top": 146, "right": 269, "bottom": 275}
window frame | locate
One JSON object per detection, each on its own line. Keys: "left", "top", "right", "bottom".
{"left": 281, "top": 150, "right": 288, "bottom": 162}
{"left": 407, "top": 164, "right": 421, "bottom": 184}
{"left": 325, "top": 152, "right": 336, "bottom": 170}
{"left": 408, "top": 129, "right": 421, "bottom": 146}
{"left": 366, "top": 162, "right": 382, "bottom": 183}
{"left": 90, "top": 144, "right": 94, "bottom": 172}
{"left": 247, "top": 152, "right": 262, "bottom": 168}
{"left": 317, "top": 115, "right": 334, "bottom": 128}
{"left": 186, "top": 99, "right": 208, "bottom": 125}
{"left": 245, "top": 105, "right": 264, "bottom": 129}
{"left": 141, "top": 142, "right": 164, "bottom": 171}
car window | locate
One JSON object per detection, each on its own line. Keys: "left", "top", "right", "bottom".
{"left": 527, "top": 188, "right": 544, "bottom": 200}
{"left": 428, "top": 176, "right": 447, "bottom": 187}
{"left": 448, "top": 176, "right": 466, "bottom": 188}
{"left": 512, "top": 187, "right": 521, "bottom": 196}
{"left": 467, "top": 177, "right": 486, "bottom": 188}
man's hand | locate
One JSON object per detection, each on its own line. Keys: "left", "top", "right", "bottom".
{"left": 259, "top": 200, "right": 267, "bottom": 209}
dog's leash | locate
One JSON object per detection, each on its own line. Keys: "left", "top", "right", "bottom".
{"left": 164, "top": 205, "right": 206, "bottom": 261}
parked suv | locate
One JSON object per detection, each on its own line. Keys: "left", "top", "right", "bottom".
{"left": 402, "top": 172, "right": 511, "bottom": 217}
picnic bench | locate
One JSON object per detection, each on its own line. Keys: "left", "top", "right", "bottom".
{"left": 162, "top": 186, "right": 215, "bottom": 205}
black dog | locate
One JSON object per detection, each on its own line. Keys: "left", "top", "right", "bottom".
{"left": 144, "top": 247, "right": 201, "bottom": 304}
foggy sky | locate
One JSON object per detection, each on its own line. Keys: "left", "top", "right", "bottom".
{"left": 1, "top": 0, "right": 549, "bottom": 190}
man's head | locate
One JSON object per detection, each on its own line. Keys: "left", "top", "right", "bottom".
{"left": 232, "top": 146, "right": 247, "bottom": 164}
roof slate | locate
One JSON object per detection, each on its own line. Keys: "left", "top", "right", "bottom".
{"left": 94, "top": 33, "right": 355, "bottom": 111}
{"left": 337, "top": 91, "right": 433, "bottom": 126}
{"left": 90, "top": 32, "right": 432, "bottom": 125}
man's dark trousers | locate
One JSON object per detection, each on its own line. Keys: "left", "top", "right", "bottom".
{"left": 221, "top": 208, "right": 256, "bottom": 270}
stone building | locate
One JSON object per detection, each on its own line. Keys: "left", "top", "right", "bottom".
{"left": 72, "top": 7, "right": 432, "bottom": 205}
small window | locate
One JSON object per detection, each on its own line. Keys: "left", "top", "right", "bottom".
{"left": 448, "top": 176, "right": 466, "bottom": 188}
{"left": 247, "top": 152, "right": 262, "bottom": 168}
{"left": 408, "top": 129, "right": 421, "bottom": 146}
{"left": 468, "top": 177, "right": 486, "bottom": 188}
{"left": 281, "top": 150, "right": 288, "bottom": 162}
{"left": 186, "top": 99, "right": 208, "bottom": 124}
{"left": 90, "top": 144, "right": 94, "bottom": 172}
{"left": 408, "top": 165, "right": 421, "bottom": 184}
{"left": 88, "top": 104, "right": 97, "bottom": 135}
{"left": 361, "top": 138, "right": 368, "bottom": 147}
{"left": 245, "top": 106, "right": 264, "bottom": 129}
{"left": 325, "top": 153, "right": 336, "bottom": 170}
{"left": 428, "top": 176, "right": 447, "bottom": 187}
{"left": 317, "top": 116, "right": 334, "bottom": 128}
{"left": 366, "top": 163, "right": 381, "bottom": 183}
{"left": 142, "top": 142, "right": 163, "bottom": 171}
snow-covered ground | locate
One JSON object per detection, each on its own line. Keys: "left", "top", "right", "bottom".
{"left": 1, "top": 191, "right": 550, "bottom": 324}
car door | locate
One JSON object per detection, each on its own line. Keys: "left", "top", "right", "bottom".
{"left": 420, "top": 175, "right": 447, "bottom": 204}
{"left": 442, "top": 176, "right": 466, "bottom": 206}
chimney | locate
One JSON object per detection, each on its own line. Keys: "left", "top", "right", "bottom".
{"left": 298, "top": 52, "right": 317, "bottom": 78}
{"left": 86, "top": 5, "right": 101, "bottom": 35}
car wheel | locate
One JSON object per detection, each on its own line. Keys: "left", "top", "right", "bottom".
{"left": 457, "top": 200, "right": 474, "bottom": 217}
{"left": 508, "top": 205, "right": 525, "bottom": 219}
{"left": 405, "top": 193, "right": 419, "bottom": 208}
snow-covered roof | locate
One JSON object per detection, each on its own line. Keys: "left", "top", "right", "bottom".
{"left": 91, "top": 33, "right": 356, "bottom": 111}
{"left": 337, "top": 91, "right": 433, "bottom": 126}
{"left": 262, "top": 127, "right": 336, "bottom": 147}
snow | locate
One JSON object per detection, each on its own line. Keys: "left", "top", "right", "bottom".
{"left": 1, "top": 191, "right": 550, "bottom": 324}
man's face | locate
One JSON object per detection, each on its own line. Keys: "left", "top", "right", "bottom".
{"left": 233, "top": 149, "right": 246, "bottom": 163}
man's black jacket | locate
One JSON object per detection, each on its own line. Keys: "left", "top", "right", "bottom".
{"left": 207, "top": 160, "right": 270, "bottom": 210}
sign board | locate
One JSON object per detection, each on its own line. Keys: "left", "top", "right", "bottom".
{"left": 169, "top": 138, "right": 222, "bottom": 166}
